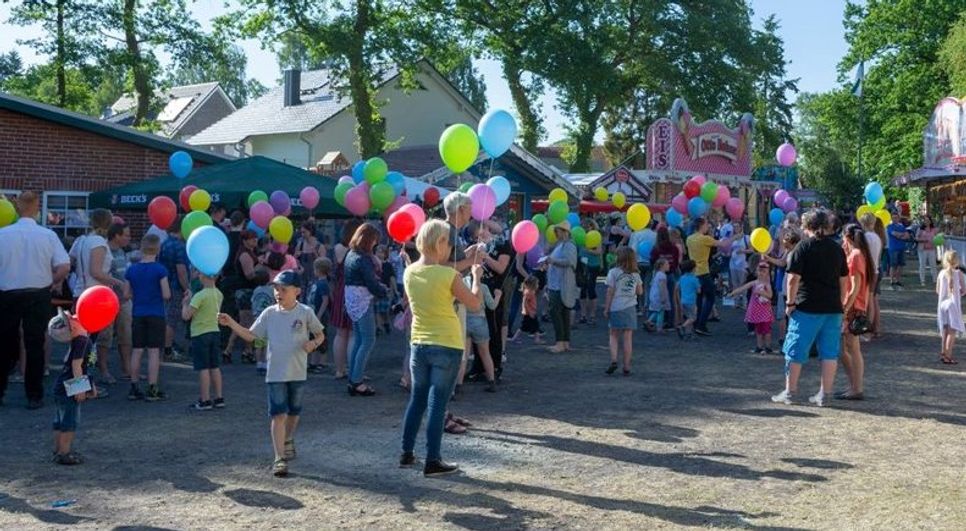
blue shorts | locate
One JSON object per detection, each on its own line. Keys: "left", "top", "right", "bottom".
{"left": 783, "top": 311, "right": 842, "bottom": 366}
{"left": 267, "top": 381, "right": 306, "bottom": 417}
{"left": 465, "top": 314, "right": 490, "bottom": 343}
{"left": 889, "top": 249, "right": 905, "bottom": 267}
{"left": 608, "top": 306, "right": 637, "bottom": 330}
{"left": 191, "top": 332, "right": 221, "bottom": 370}
{"left": 681, "top": 304, "right": 697, "bottom": 320}
{"left": 52, "top": 394, "right": 80, "bottom": 432}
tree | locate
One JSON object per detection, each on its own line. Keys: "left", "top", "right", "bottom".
{"left": 749, "top": 15, "right": 799, "bottom": 167}
{"left": 439, "top": 56, "right": 487, "bottom": 114}
{"left": 167, "top": 39, "right": 267, "bottom": 107}
{"left": 939, "top": 12, "right": 966, "bottom": 98}
{"left": 0, "top": 51, "right": 23, "bottom": 84}
{"left": 796, "top": 90, "right": 864, "bottom": 208}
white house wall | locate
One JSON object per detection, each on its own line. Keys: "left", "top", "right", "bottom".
{"left": 249, "top": 133, "right": 312, "bottom": 168}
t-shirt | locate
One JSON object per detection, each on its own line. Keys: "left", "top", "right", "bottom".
{"left": 678, "top": 273, "right": 700, "bottom": 306}
{"left": 69, "top": 234, "right": 110, "bottom": 291}
{"left": 580, "top": 247, "right": 602, "bottom": 269}
{"left": 628, "top": 230, "right": 654, "bottom": 264}
{"left": 379, "top": 261, "right": 395, "bottom": 295}
{"left": 251, "top": 285, "right": 275, "bottom": 316}
{"left": 464, "top": 277, "right": 497, "bottom": 317}
{"left": 404, "top": 264, "right": 463, "bottom": 350}
{"left": 159, "top": 237, "right": 188, "bottom": 290}
{"left": 786, "top": 236, "right": 848, "bottom": 314}
{"left": 648, "top": 270, "right": 669, "bottom": 311}
{"left": 55, "top": 335, "right": 92, "bottom": 398}
{"left": 189, "top": 287, "right": 223, "bottom": 337}
{"left": 887, "top": 222, "right": 908, "bottom": 252}
{"left": 309, "top": 278, "right": 330, "bottom": 315}
{"left": 125, "top": 261, "right": 168, "bottom": 317}
{"left": 605, "top": 267, "right": 642, "bottom": 312}
{"left": 864, "top": 231, "right": 882, "bottom": 271}
{"left": 650, "top": 243, "right": 680, "bottom": 273}
{"left": 846, "top": 249, "right": 869, "bottom": 312}
{"left": 251, "top": 303, "right": 325, "bottom": 383}
{"left": 686, "top": 233, "right": 717, "bottom": 276}
{"left": 447, "top": 224, "right": 466, "bottom": 265}
{"left": 110, "top": 247, "right": 129, "bottom": 283}
{"left": 145, "top": 224, "right": 169, "bottom": 245}
{"left": 719, "top": 223, "right": 735, "bottom": 256}
{"left": 483, "top": 238, "right": 514, "bottom": 292}
{"left": 730, "top": 236, "right": 749, "bottom": 271}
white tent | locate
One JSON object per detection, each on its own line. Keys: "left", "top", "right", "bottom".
{"left": 404, "top": 176, "right": 450, "bottom": 200}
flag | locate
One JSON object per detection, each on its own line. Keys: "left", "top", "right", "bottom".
{"left": 852, "top": 62, "right": 864, "bottom": 97}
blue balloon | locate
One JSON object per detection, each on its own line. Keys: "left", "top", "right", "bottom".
{"left": 769, "top": 207, "right": 785, "bottom": 226}
{"left": 478, "top": 109, "right": 518, "bottom": 158}
{"left": 351, "top": 161, "right": 366, "bottom": 184}
{"left": 637, "top": 240, "right": 653, "bottom": 259}
{"left": 386, "top": 171, "right": 406, "bottom": 196}
{"left": 864, "top": 181, "right": 883, "bottom": 204}
{"left": 687, "top": 197, "right": 709, "bottom": 218}
{"left": 186, "top": 225, "right": 229, "bottom": 276}
{"left": 487, "top": 176, "right": 511, "bottom": 206}
{"left": 566, "top": 212, "right": 580, "bottom": 228}
{"left": 666, "top": 209, "right": 683, "bottom": 227}
{"left": 246, "top": 220, "right": 265, "bottom": 238}
{"left": 169, "top": 151, "right": 193, "bottom": 179}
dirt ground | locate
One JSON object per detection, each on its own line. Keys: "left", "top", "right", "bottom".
{"left": 1, "top": 267, "right": 964, "bottom": 530}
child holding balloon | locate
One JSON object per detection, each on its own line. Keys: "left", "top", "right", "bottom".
{"left": 728, "top": 262, "right": 775, "bottom": 353}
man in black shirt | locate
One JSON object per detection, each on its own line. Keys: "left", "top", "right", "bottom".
{"left": 772, "top": 209, "right": 848, "bottom": 408}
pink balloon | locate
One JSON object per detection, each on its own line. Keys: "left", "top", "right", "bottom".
{"left": 468, "top": 183, "right": 496, "bottom": 221}
{"left": 300, "top": 186, "right": 320, "bottom": 210}
{"left": 249, "top": 201, "right": 274, "bottom": 229}
{"left": 773, "top": 189, "right": 789, "bottom": 206}
{"left": 671, "top": 193, "right": 688, "bottom": 214}
{"left": 398, "top": 203, "right": 426, "bottom": 227}
{"left": 691, "top": 175, "right": 706, "bottom": 186}
{"left": 725, "top": 197, "right": 745, "bottom": 220}
{"left": 511, "top": 220, "right": 539, "bottom": 253}
{"left": 776, "top": 143, "right": 797, "bottom": 167}
{"left": 782, "top": 196, "right": 798, "bottom": 213}
{"left": 383, "top": 195, "right": 409, "bottom": 217}
{"left": 712, "top": 185, "right": 730, "bottom": 208}
{"left": 112, "top": 215, "right": 125, "bottom": 225}
{"left": 344, "top": 185, "right": 371, "bottom": 216}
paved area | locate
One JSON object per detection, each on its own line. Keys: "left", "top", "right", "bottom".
{"left": 0, "top": 268, "right": 964, "bottom": 529}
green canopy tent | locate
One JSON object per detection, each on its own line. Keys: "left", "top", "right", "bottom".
{"left": 89, "top": 156, "right": 345, "bottom": 217}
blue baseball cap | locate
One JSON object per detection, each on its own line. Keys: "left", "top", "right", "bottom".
{"left": 272, "top": 270, "right": 301, "bottom": 287}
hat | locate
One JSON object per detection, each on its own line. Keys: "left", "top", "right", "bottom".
{"left": 48, "top": 307, "right": 72, "bottom": 343}
{"left": 554, "top": 221, "right": 572, "bottom": 234}
{"left": 272, "top": 269, "right": 301, "bottom": 287}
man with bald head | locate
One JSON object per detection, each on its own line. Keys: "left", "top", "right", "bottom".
{"left": 0, "top": 192, "right": 71, "bottom": 409}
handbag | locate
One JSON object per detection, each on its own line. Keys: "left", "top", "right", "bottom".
{"left": 847, "top": 312, "right": 871, "bottom": 335}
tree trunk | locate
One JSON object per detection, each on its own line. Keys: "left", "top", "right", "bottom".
{"left": 55, "top": 0, "right": 66, "bottom": 108}
{"left": 503, "top": 59, "right": 542, "bottom": 153}
{"left": 349, "top": 0, "right": 384, "bottom": 159}
{"left": 570, "top": 104, "right": 603, "bottom": 173}
{"left": 123, "top": 0, "right": 150, "bottom": 126}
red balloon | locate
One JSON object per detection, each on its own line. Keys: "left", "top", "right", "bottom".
{"left": 423, "top": 187, "right": 440, "bottom": 208}
{"left": 387, "top": 211, "right": 417, "bottom": 243}
{"left": 179, "top": 185, "right": 198, "bottom": 212}
{"left": 683, "top": 180, "right": 700, "bottom": 199}
{"left": 75, "top": 285, "right": 120, "bottom": 333}
{"left": 148, "top": 196, "right": 177, "bottom": 230}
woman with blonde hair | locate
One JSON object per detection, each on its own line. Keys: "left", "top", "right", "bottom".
{"left": 936, "top": 250, "right": 965, "bottom": 365}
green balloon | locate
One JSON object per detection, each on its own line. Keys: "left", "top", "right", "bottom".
{"left": 934, "top": 233, "right": 945, "bottom": 247}
{"left": 182, "top": 210, "right": 212, "bottom": 240}
{"left": 700, "top": 182, "right": 718, "bottom": 203}
{"left": 532, "top": 213, "right": 548, "bottom": 234}
{"left": 547, "top": 200, "right": 569, "bottom": 224}
{"left": 606, "top": 252, "right": 616, "bottom": 266}
{"left": 364, "top": 157, "right": 388, "bottom": 184}
{"left": 0, "top": 198, "right": 15, "bottom": 228}
{"left": 571, "top": 226, "right": 586, "bottom": 247}
{"left": 247, "top": 190, "right": 268, "bottom": 208}
{"left": 334, "top": 182, "right": 353, "bottom": 207}
{"left": 459, "top": 182, "right": 474, "bottom": 193}
{"left": 439, "top": 123, "right": 480, "bottom": 174}
{"left": 369, "top": 181, "right": 395, "bottom": 210}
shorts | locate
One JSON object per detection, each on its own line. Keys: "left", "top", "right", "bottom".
{"left": 166, "top": 288, "right": 183, "bottom": 325}
{"left": 96, "top": 299, "right": 132, "bottom": 350}
{"left": 52, "top": 394, "right": 80, "bottom": 432}
{"left": 191, "top": 332, "right": 221, "bottom": 370}
{"left": 267, "top": 381, "right": 306, "bottom": 417}
{"left": 775, "top": 294, "right": 786, "bottom": 321}
{"left": 374, "top": 297, "right": 390, "bottom": 314}
{"left": 681, "top": 304, "right": 697, "bottom": 320}
{"left": 608, "top": 306, "right": 637, "bottom": 330}
{"left": 465, "top": 314, "right": 490, "bottom": 343}
{"left": 752, "top": 321, "right": 773, "bottom": 335}
{"left": 783, "top": 311, "right": 842, "bottom": 366}
{"left": 889, "top": 249, "right": 906, "bottom": 268}
{"left": 234, "top": 288, "right": 254, "bottom": 311}
{"left": 132, "top": 316, "right": 166, "bottom": 349}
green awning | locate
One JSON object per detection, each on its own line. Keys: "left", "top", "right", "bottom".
{"left": 89, "top": 156, "right": 345, "bottom": 217}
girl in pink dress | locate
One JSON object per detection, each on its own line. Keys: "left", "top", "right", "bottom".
{"left": 728, "top": 262, "right": 774, "bottom": 354}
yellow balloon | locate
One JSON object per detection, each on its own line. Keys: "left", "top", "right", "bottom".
{"left": 867, "top": 196, "right": 885, "bottom": 210}
{"left": 612, "top": 192, "right": 626, "bottom": 209}
{"left": 188, "top": 189, "right": 211, "bottom": 212}
{"left": 585, "top": 229, "right": 602, "bottom": 249}
{"left": 549, "top": 188, "right": 568, "bottom": 203}
{"left": 269, "top": 216, "right": 294, "bottom": 244}
{"left": 856, "top": 205, "right": 873, "bottom": 220}
{"left": 626, "top": 203, "right": 651, "bottom": 231}
{"left": 0, "top": 198, "right": 15, "bottom": 228}
{"left": 546, "top": 224, "right": 558, "bottom": 244}
{"left": 874, "top": 209, "right": 892, "bottom": 228}
{"left": 750, "top": 227, "right": 772, "bottom": 253}
{"left": 594, "top": 186, "right": 608, "bottom": 202}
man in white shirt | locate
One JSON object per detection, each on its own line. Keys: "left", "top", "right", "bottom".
{"left": 0, "top": 192, "right": 71, "bottom": 409}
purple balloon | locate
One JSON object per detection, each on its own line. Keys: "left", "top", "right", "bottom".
{"left": 300, "top": 186, "right": 320, "bottom": 210}
{"left": 773, "top": 189, "right": 789, "bottom": 206}
{"left": 468, "top": 183, "right": 497, "bottom": 221}
{"left": 338, "top": 175, "right": 354, "bottom": 185}
{"left": 782, "top": 196, "right": 798, "bottom": 213}
{"left": 250, "top": 201, "right": 274, "bottom": 229}
{"left": 344, "top": 185, "right": 371, "bottom": 217}
{"left": 270, "top": 190, "right": 290, "bottom": 215}
{"left": 776, "top": 143, "right": 797, "bottom": 167}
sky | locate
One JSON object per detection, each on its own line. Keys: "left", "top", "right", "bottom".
{"left": 0, "top": 0, "right": 850, "bottom": 143}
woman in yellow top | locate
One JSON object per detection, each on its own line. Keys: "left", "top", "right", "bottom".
{"left": 400, "top": 219, "right": 483, "bottom": 477}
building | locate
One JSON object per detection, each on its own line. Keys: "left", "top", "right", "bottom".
{"left": 105, "top": 82, "right": 237, "bottom": 142}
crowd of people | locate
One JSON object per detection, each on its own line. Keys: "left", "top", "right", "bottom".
{"left": 0, "top": 190, "right": 961, "bottom": 476}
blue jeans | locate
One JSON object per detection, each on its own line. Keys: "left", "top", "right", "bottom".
{"left": 695, "top": 273, "right": 716, "bottom": 330}
{"left": 267, "top": 381, "right": 306, "bottom": 417}
{"left": 401, "top": 344, "right": 462, "bottom": 462}
{"left": 348, "top": 306, "right": 376, "bottom": 385}
{"left": 507, "top": 288, "right": 523, "bottom": 335}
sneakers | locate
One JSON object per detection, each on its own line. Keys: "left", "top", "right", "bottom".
{"left": 693, "top": 328, "right": 711, "bottom": 337}
{"left": 399, "top": 452, "right": 419, "bottom": 468}
{"left": 771, "top": 390, "right": 794, "bottom": 405}
{"left": 213, "top": 397, "right": 226, "bottom": 409}
{"left": 751, "top": 347, "right": 765, "bottom": 354}
{"left": 191, "top": 400, "right": 213, "bottom": 411}
{"left": 94, "top": 385, "right": 110, "bottom": 399}
{"left": 272, "top": 458, "right": 288, "bottom": 477}
{"left": 145, "top": 385, "right": 166, "bottom": 402}
{"left": 485, "top": 380, "right": 497, "bottom": 393}
{"left": 9, "top": 373, "right": 24, "bottom": 383}
{"left": 127, "top": 385, "right": 145, "bottom": 401}
{"left": 307, "top": 364, "right": 326, "bottom": 374}
{"left": 808, "top": 392, "right": 825, "bottom": 407}
{"left": 54, "top": 451, "right": 84, "bottom": 465}
{"left": 423, "top": 460, "right": 460, "bottom": 477}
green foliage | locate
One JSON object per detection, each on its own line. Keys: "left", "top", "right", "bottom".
{"left": 749, "top": 15, "right": 799, "bottom": 167}
{"left": 167, "top": 39, "right": 267, "bottom": 107}
{"left": 795, "top": 91, "right": 864, "bottom": 208}
{"left": 0, "top": 51, "right": 24, "bottom": 84}
{"left": 939, "top": 12, "right": 966, "bottom": 98}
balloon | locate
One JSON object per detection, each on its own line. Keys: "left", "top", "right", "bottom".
{"left": 594, "top": 187, "right": 608, "bottom": 202}
{"left": 687, "top": 197, "right": 709, "bottom": 218}
{"left": 384, "top": 195, "right": 409, "bottom": 217}
{"left": 545, "top": 225, "right": 557, "bottom": 244}
{"left": 773, "top": 189, "right": 789, "bottom": 206}
{"left": 0, "top": 198, "right": 14, "bottom": 228}
{"left": 345, "top": 185, "right": 371, "bottom": 216}
{"left": 186, "top": 225, "right": 229, "bottom": 276}
{"left": 269, "top": 216, "right": 294, "bottom": 244}
{"left": 351, "top": 161, "right": 366, "bottom": 184}
{"left": 250, "top": 201, "right": 274, "bottom": 229}
{"left": 269, "top": 190, "right": 291, "bottom": 215}
{"left": 334, "top": 182, "right": 353, "bottom": 207}
{"left": 487, "top": 176, "right": 511, "bottom": 206}
{"left": 691, "top": 175, "right": 707, "bottom": 186}
{"left": 147, "top": 196, "right": 177, "bottom": 230}
{"left": 549, "top": 188, "right": 568, "bottom": 203}
{"left": 387, "top": 211, "right": 417, "bottom": 243}
{"left": 566, "top": 212, "right": 580, "bottom": 228}
{"left": 478, "top": 109, "right": 518, "bottom": 157}
{"left": 369, "top": 181, "right": 396, "bottom": 210}
{"left": 181, "top": 210, "right": 212, "bottom": 240}
{"left": 364, "top": 157, "right": 389, "bottom": 184}
{"left": 399, "top": 204, "right": 426, "bottom": 227}
{"left": 585, "top": 229, "right": 602, "bottom": 250}
{"left": 547, "top": 200, "right": 569, "bottom": 224}
{"left": 671, "top": 193, "right": 688, "bottom": 214}
{"left": 459, "top": 182, "right": 474, "bottom": 193}
{"left": 868, "top": 196, "right": 885, "bottom": 211}
{"left": 934, "top": 233, "right": 946, "bottom": 247}
{"left": 776, "top": 143, "right": 797, "bottom": 166}
{"left": 769, "top": 207, "right": 785, "bottom": 226}
{"left": 338, "top": 175, "right": 354, "bottom": 186}
{"left": 247, "top": 190, "right": 268, "bottom": 208}
{"left": 626, "top": 203, "right": 651, "bottom": 231}
{"left": 169, "top": 151, "right": 193, "bottom": 179}
{"left": 468, "top": 183, "right": 497, "bottom": 221}
{"left": 713, "top": 185, "right": 731, "bottom": 208}
{"left": 439, "top": 123, "right": 480, "bottom": 173}
{"left": 75, "top": 285, "right": 120, "bottom": 333}
{"left": 606, "top": 252, "right": 616, "bottom": 267}
{"left": 864, "top": 181, "right": 884, "bottom": 205}
{"left": 874, "top": 209, "right": 892, "bottom": 227}
{"left": 423, "top": 187, "right": 440, "bottom": 208}
{"left": 300, "top": 186, "right": 320, "bottom": 210}
{"left": 856, "top": 205, "right": 874, "bottom": 219}
{"left": 386, "top": 171, "right": 406, "bottom": 196}
{"left": 511, "top": 220, "right": 540, "bottom": 253}
{"left": 683, "top": 180, "right": 701, "bottom": 199}
{"left": 246, "top": 220, "right": 265, "bottom": 238}
{"left": 666, "top": 209, "right": 684, "bottom": 228}
{"left": 750, "top": 228, "right": 773, "bottom": 253}
{"left": 179, "top": 185, "right": 198, "bottom": 212}
{"left": 612, "top": 192, "right": 626, "bottom": 209}
{"left": 188, "top": 189, "right": 211, "bottom": 212}
{"left": 699, "top": 182, "right": 718, "bottom": 203}
{"left": 532, "top": 213, "right": 548, "bottom": 234}
{"left": 571, "top": 226, "right": 586, "bottom": 247}
{"left": 725, "top": 197, "right": 745, "bottom": 220}
{"left": 782, "top": 196, "right": 798, "bottom": 213}
{"left": 637, "top": 240, "right": 653, "bottom": 260}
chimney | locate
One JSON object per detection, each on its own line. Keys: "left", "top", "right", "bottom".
{"left": 283, "top": 69, "right": 301, "bottom": 107}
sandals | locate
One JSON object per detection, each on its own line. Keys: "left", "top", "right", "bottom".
{"left": 272, "top": 458, "right": 288, "bottom": 477}
{"left": 283, "top": 439, "right": 296, "bottom": 461}
{"left": 222, "top": 351, "right": 233, "bottom": 364}
{"left": 444, "top": 420, "right": 467, "bottom": 435}
{"left": 347, "top": 384, "right": 376, "bottom": 396}
{"left": 605, "top": 362, "right": 618, "bottom": 375}
{"left": 446, "top": 412, "right": 472, "bottom": 427}
{"left": 398, "top": 379, "right": 411, "bottom": 392}
{"left": 940, "top": 354, "right": 959, "bottom": 365}
{"left": 241, "top": 351, "right": 256, "bottom": 364}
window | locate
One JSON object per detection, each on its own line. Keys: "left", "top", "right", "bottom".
{"left": 43, "top": 191, "right": 90, "bottom": 240}
{"left": 0, "top": 189, "right": 19, "bottom": 201}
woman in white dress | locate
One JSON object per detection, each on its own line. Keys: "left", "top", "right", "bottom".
{"left": 936, "top": 250, "right": 966, "bottom": 364}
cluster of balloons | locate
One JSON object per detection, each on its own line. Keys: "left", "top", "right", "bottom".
{"left": 335, "top": 157, "right": 410, "bottom": 217}
{"left": 855, "top": 182, "right": 892, "bottom": 228}
{"left": 0, "top": 196, "right": 17, "bottom": 228}
{"left": 439, "top": 109, "right": 519, "bottom": 175}
{"left": 246, "top": 189, "right": 297, "bottom": 245}
{"left": 668, "top": 175, "right": 738, "bottom": 227}
{"left": 769, "top": 189, "right": 798, "bottom": 226}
